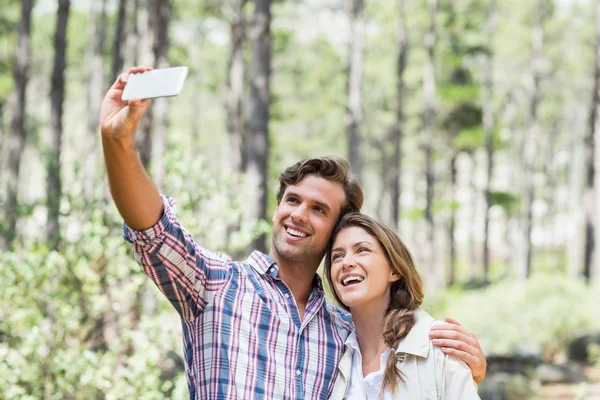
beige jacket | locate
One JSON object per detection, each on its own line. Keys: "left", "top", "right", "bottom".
{"left": 329, "top": 308, "right": 480, "bottom": 400}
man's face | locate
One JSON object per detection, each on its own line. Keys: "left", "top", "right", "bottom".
{"left": 270, "top": 175, "right": 346, "bottom": 268}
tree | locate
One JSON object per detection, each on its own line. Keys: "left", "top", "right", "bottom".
{"left": 245, "top": 0, "right": 271, "bottom": 253}
{"left": 1, "top": 0, "right": 34, "bottom": 250}
{"left": 47, "top": 0, "right": 71, "bottom": 249}
{"left": 590, "top": 0, "right": 600, "bottom": 286}
{"left": 84, "top": 0, "right": 108, "bottom": 200}
{"left": 423, "top": 0, "right": 439, "bottom": 289}
{"left": 136, "top": 0, "right": 154, "bottom": 168}
{"left": 482, "top": 0, "right": 497, "bottom": 283}
{"left": 124, "top": 0, "right": 140, "bottom": 69}
{"left": 149, "top": 0, "right": 172, "bottom": 189}
{"left": 379, "top": 0, "right": 408, "bottom": 231}
{"left": 520, "top": 0, "right": 545, "bottom": 280}
{"left": 346, "top": 0, "right": 365, "bottom": 180}
{"left": 225, "top": 0, "right": 248, "bottom": 174}
{"left": 111, "top": 0, "right": 127, "bottom": 82}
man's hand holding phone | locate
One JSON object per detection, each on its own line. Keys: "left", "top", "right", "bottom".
{"left": 100, "top": 66, "right": 153, "bottom": 140}
{"left": 100, "top": 65, "right": 188, "bottom": 140}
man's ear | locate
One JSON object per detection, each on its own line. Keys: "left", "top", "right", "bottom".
{"left": 272, "top": 203, "right": 279, "bottom": 223}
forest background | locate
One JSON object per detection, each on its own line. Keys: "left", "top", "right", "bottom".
{"left": 1, "top": 0, "right": 600, "bottom": 398}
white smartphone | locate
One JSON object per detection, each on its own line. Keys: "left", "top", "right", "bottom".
{"left": 121, "top": 66, "right": 189, "bottom": 101}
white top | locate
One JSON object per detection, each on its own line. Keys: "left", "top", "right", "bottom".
{"left": 330, "top": 308, "right": 480, "bottom": 400}
{"left": 345, "top": 330, "right": 395, "bottom": 399}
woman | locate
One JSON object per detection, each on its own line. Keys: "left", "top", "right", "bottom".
{"left": 325, "top": 213, "right": 480, "bottom": 399}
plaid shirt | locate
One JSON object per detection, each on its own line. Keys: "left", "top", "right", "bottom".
{"left": 123, "top": 195, "right": 353, "bottom": 399}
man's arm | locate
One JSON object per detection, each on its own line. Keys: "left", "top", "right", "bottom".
{"left": 100, "top": 66, "right": 163, "bottom": 230}
{"left": 102, "top": 67, "right": 234, "bottom": 321}
{"left": 429, "top": 317, "right": 487, "bottom": 383}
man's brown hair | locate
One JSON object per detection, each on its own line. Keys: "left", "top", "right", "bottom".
{"left": 277, "top": 156, "right": 364, "bottom": 217}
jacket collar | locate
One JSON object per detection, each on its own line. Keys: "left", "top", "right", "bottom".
{"left": 395, "top": 308, "right": 435, "bottom": 358}
{"left": 341, "top": 307, "right": 435, "bottom": 359}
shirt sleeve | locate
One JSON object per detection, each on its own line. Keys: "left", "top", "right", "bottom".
{"left": 437, "top": 349, "right": 481, "bottom": 400}
{"left": 123, "top": 194, "right": 233, "bottom": 321}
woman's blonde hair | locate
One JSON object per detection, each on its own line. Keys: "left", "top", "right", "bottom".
{"left": 324, "top": 213, "right": 424, "bottom": 394}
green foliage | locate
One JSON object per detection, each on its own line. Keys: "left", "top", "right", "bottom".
{"left": 0, "top": 155, "right": 265, "bottom": 398}
{"left": 491, "top": 190, "right": 521, "bottom": 216}
{"left": 444, "top": 102, "right": 482, "bottom": 132}
{"left": 424, "top": 275, "right": 600, "bottom": 357}
{"left": 162, "top": 148, "right": 270, "bottom": 254}
{"left": 0, "top": 211, "right": 184, "bottom": 398}
{"left": 589, "top": 343, "right": 600, "bottom": 366}
{"left": 2, "top": 0, "right": 599, "bottom": 396}
{"left": 0, "top": 0, "right": 17, "bottom": 102}
{"left": 452, "top": 126, "right": 483, "bottom": 151}
{"left": 437, "top": 83, "right": 480, "bottom": 106}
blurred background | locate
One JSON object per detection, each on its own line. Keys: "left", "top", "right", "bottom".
{"left": 1, "top": 0, "right": 600, "bottom": 398}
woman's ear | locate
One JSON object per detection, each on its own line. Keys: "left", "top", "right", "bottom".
{"left": 389, "top": 270, "right": 401, "bottom": 283}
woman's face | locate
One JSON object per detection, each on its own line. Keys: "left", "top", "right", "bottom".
{"left": 330, "top": 226, "right": 399, "bottom": 311}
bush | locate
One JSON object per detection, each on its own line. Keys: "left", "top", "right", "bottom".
{"left": 423, "top": 275, "right": 600, "bottom": 357}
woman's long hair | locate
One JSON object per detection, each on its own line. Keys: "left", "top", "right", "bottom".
{"left": 324, "top": 213, "right": 424, "bottom": 395}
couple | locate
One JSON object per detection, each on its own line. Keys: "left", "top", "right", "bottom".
{"left": 100, "top": 66, "right": 483, "bottom": 399}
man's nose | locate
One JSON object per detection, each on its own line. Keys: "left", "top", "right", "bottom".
{"left": 291, "top": 204, "right": 308, "bottom": 223}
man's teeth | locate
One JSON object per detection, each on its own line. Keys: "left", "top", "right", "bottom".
{"left": 287, "top": 228, "right": 307, "bottom": 238}
{"left": 342, "top": 276, "right": 364, "bottom": 286}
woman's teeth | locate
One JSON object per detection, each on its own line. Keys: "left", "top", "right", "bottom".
{"left": 342, "top": 276, "right": 364, "bottom": 286}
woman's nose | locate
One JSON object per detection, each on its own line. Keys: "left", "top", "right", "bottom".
{"left": 341, "top": 257, "right": 355, "bottom": 270}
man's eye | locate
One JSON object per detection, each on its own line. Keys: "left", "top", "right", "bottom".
{"left": 314, "top": 207, "right": 325, "bottom": 214}
{"left": 287, "top": 198, "right": 299, "bottom": 204}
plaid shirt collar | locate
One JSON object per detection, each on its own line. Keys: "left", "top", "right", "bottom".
{"left": 247, "top": 250, "right": 325, "bottom": 295}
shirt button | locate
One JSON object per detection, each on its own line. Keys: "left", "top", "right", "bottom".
{"left": 296, "top": 369, "right": 301, "bottom": 376}
{"left": 285, "top": 293, "right": 290, "bottom": 298}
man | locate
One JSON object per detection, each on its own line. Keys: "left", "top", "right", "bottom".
{"left": 100, "top": 67, "right": 486, "bottom": 399}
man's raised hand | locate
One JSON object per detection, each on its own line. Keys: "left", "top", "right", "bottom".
{"left": 100, "top": 66, "right": 152, "bottom": 140}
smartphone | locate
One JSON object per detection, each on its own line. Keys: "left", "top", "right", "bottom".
{"left": 121, "top": 66, "right": 189, "bottom": 101}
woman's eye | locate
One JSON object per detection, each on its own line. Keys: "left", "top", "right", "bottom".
{"left": 332, "top": 253, "right": 343, "bottom": 261}
{"left": 358, "top": 247, "right": 369, "bottom": 254}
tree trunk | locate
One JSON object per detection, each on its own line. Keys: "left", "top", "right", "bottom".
{"left": 380, "top": 0, "right": 408, "bottom": 231}
{"left": 423, "top": 0, "right": 438, "bottom": 289}
{"left": 448, "top": 153, "right": 457, "bottom": 286}
{"left": 84, "top": 0, "right": 108, "bottom": 201}
{"left": 584, "top": 0, "right": 600, "bottom": 282}
{"left": 482, "top": 0, "right": 496, "bottom": 284}
{"left": 111, "top": 0, "right": 127, "bottom": 82}
{"left": 149, "top": 0, "right": 171, "bottom": 189}
{"left": 520, "top": 0, "right": 544, "bottom": 280}
{"left": 1, "top": 0, "right": 34, "bottom": 250}
{"left": 245, "top": 0, "right": 271, "bottom": 254}
{"left": 468, "top": 164, "right": 478, "bottom": 280}
{"left": 567, "top": 121, "right": 585, "bottom": 279}
{"left": 47, "top": 0, "right": 71, "bottom": 250}
{"left": 225, "top": 0, "right": 248, "bottom": 174}
{"left": 346, "top": 0, "right": 365, "bottom": 180}
{"left": 136, "top": 0, "right": 154, "bottom": 168}
{"left": 124, "top": 0, "right": 140, "bottom": 69}
{"left": 589, "top": 0, "right": 600, "bottom": 286}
